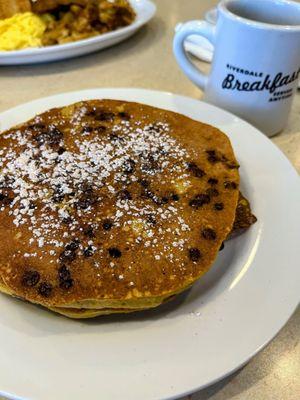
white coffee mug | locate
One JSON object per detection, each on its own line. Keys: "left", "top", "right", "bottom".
{"left": 173, "top": 0, "right": 300, "bottom": 137}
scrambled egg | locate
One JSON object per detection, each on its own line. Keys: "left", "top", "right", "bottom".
{"left": 0, "top": 12, "right": 46, "bottom": 51}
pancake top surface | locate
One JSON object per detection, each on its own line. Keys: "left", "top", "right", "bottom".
{"left": 0, "top": 100, "right": 239, "bottom": 307}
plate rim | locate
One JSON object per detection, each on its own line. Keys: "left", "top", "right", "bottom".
{"left": 0, "top": 0, "right": 156, "bottom": 58}
{"left": 0, "top": 88, "right": 299, "bottom": 400}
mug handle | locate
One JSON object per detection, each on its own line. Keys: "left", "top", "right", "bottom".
{"left": 173, "top": 20, "right": 216, "bottom": 90}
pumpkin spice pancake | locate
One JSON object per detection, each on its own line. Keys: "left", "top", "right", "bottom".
{"left": 0, "top": 100, "right": 242, "bottom": 317}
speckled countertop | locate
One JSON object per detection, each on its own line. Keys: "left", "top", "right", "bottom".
{"left": 0, "top": 1, "right": 299, "bottom": 399}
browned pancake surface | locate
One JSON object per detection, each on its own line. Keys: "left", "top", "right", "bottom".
{"left": 0, "top": 100, "right": 239, "bottom": 308}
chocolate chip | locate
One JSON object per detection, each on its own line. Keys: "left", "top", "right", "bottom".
{"left": 28, "top": 123, "right": 46, "bottom": 131}
{"left": 82, "top": 126, "right": 93, "bottom": 134}
{"left": 109, "top": 134, "right": 119, "bottom": 142}
{"left": 103, "top": 219, "right": 113, "bottom": 231}
{"left": 0, "top": 193, "right": 13, "bottom": 205}
{"left": 171, "top": 193, "right": 180, "bottom": 201}
{"left": 226, "top": 162, "right": 239, "bottom": 169}
{"left": 214, "top": 202, "right": 224, "bottom": 211}
{"left": 65, "top": 240, "right": 80, "bottom": 251}
{"left": 219, "top": 242, "right": 225, "bottom": 251}
{"left": 202, "top": 228, "right": 217, "bottom": 240}
{"left": 161, "top": 196, "right": 169, "bottom": 204}
{"left": 95, "top": 126, "right": 107, "bottom": 134}
{"left": 59, "top": 241, "right": 79, "bottom": 263}
{"left": 206, "top": 150, "right": 219, "bottom": 163}
{"left": 108, "top": 247, "right": 122, "bottom": 258}
{"left": 188, "top": 248, "right": 202, "bottom": 262}
{"left": 119, "top": 189, "right": 132, "bottom": 201}
{"left": 224, "top": 181, "right": 238, "bottom": 190}
{"left": 189, "top": 194, "right": 210, "bottom": 209}
{"left": 29, "top": 202, "right": 37, "bottom": 210}
{"left": 122, "top": 159, "right": 135, "bottom": 174}
{"left": 83, "top": 226, "right": 95, "bottom": 238}
{"left": 22, "top": 270, "right": 40, "bottom": 287}
{"left": 206, "top": 188, "right": 219, "bottom": 197}
{"left": 146, "top": 215, "right": 156, "bottom": 225}
{"left": 95, "top": 112, "right": 115, "bottom": 122}
{"left": 38, "top": 282, "right": 53, "bottom": 297}
{"left": 83, "top": 246, "right": 94, "bottom": 258}
{"left": 59, "top": 249, "right": 76, "bottom": 263}
{"left": 187, "top": 162, "right": 206, "bottom": 178}
{"left": 139, "top": 179, "right": 150, "bottom": 188}
{"left": 57, "top": 147, "right": 66, "bottom": 155}
{"left": 208, "top": 178, "right": 218, "bottom": 185}
{"left": 76, "top": 199, "right": 90, "bottom": 209}
{"left": 141, "top": 155, "right": 159, "bottom": 174}
{"left": 62, "top": 217, "right": 72, "bottom": 224}
{"left": 58, "top": 265, "right": 73, "bottom": 289}
{"left": 118, "top": 111, "right": 130, "bottom": 120}
{"left": 75, "top": 185, "right": 97, "bottom": 208}
{"left": 34, "top": 126, "right": 63, "bottom": 146}
{"left": 142, "top": 189, "right": 163, "bottom": 205}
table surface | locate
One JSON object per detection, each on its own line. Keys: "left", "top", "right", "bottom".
{"left": 0, "top": 1, "right": 299, "bottom": 399}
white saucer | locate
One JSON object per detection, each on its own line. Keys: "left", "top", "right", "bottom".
{"left": 0, "top": 89, "right": 299, "bottom": 400}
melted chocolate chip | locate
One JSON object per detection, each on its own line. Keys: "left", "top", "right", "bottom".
{"left": 108, "top": 247, "right": 122, "bottom": 258}
{"left": 75, "top": 185, "right": 97, "bottom": 209}
{"left": 189, "top": 194, "right": 210, "bottom": 209}
{"left": 206, "top": 150, "right": 220, "bottom": 163}
{"left": 103, "top": 219, "right": 113, "bottom": 231}
{"left": 122, "top": 159, "right": 135, "bottom": 174}
{"left": 83, "top": 246, "right": 94, "bottom": 258}
{"left": 171, "top": 193, "right": 180, "bottom": 201}
{"left": 38, "top": 282, "right": 53, "bottom": 297}
{"left": 95, "top": 126, "right": 107, "bottom": 134}
{"left": 82, "top": 126, "right": 93, "bottom": 134}
{"left": 208, "top": 178, "right": 218, "bottom": 185}
{"left": 57, "top": 147, "right": 66, "bottom": 155}
{"left": 202, "top": 228, "right": 217, "bottom": 240}
{"left": 188, "top": 248, "right": 202, "bottom": 262}
{"left": 206, "top": 188, "right": 219, "bottom": 197}
{"left": 62, "top": 217, "right": 73, "bottom": 224}
{"left": 95, "top": 111, "right": 115, "bottom": 122}
{"left": 83, "top": 226, "right": 95, "bottom": 238}
{"left": 187, "top": 162, "right": 206, "bottom": 178}
{"left": 34, "top": 126, "right": 63, "bottom": 147}
{"left": 118, "top": 111, "right": 130, "bottom": 120}
{"left": 142, "top": 188, "right": 163, "bottom": 205}
{"left": 109, "top": 134, "right": 120, "bottom": 142}
{"left": 119, "top": 189, "right": 132, "bottom": 201}
{"left": 141, "top": 155, "right": 159, "bottom": 174}
{"left": 58, "top": 265, "right": 73, "bottom": 289}
{"left": 59, "top": 249, "right": 76, "bottom": 263}
{"left": 59, "top": 241, "right": 79, "bottom": 263}
{"left": 0, "top": 193, "right": 13, "bottom": 205}
{"left": 214, "top": 202, "right": 224, "bottom": 211}
{"left": 146, "top": 215, "right": 157, "bottom": 225}
{"left": 226, "top": 162, "right": 239, "bottom": 169}
{"left": 28, "top": 123, "right": 46, "bottom": 131}
{"left": 65, "top": 240, "right": 80, "bottom": 251}
{"left": 139, "top": 179, "right": 150, "bottom": 188}
{"left": 224, "top": 181, "right": 238, "bottom": 190}
{"left": 22, "top": 270, "right": 40, "bottom": 287}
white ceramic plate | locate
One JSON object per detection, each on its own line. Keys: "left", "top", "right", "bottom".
{"left": 0, "top": 89, "right": 299, "bottom": 400}
{"left": 0, "top": 0, "right": 156, "bottom": 65}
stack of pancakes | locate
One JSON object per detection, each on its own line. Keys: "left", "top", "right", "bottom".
{"left": 0, "top": 100, "right": 256, "bottom": 318}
